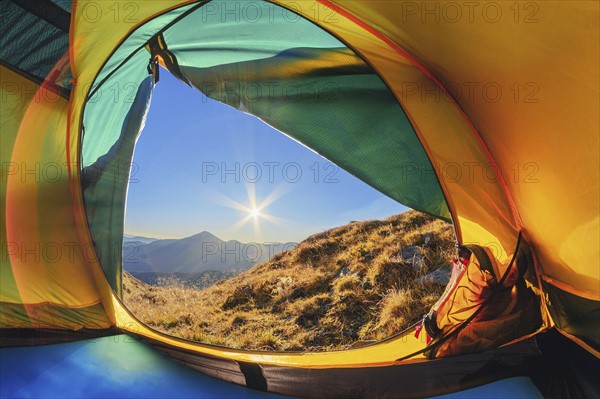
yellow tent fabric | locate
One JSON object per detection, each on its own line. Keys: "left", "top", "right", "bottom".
{"left": 1, "top": 0, "right": 598, "bottom": 396}
{"left": 316, "top": 0, "right": 599, "bottom": 294}
{"left": 1, "top": 62, "right": 110, "bottom": 329}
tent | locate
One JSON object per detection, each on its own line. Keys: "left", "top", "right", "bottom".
{"left": 1, "top": 0, "right": 598, "bottom": 397}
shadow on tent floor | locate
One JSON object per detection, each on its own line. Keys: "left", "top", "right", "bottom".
{"left": 0, "top": 335, "right": 543, "bottom": 398}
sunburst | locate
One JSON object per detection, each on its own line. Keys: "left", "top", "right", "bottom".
{"left": 205, "top": 181, "right": 290, "bottom": 240}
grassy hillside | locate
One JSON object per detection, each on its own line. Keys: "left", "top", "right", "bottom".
{"left": 123, "top": 210, "right": 455, "bottom": 352}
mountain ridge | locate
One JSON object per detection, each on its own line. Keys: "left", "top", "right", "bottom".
{"left": 123, "top": 230, "right": 296, "bottom": 275}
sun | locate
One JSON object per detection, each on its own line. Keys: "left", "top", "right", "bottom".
{"left": 208, "top": 182, "right": 289, "bottom": 240}
{"left": 249, "top": 207, "right": 261, "bottom": 219}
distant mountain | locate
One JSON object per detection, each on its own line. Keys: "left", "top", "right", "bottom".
{"left": 123, "top": 231, "right": 296, "bottom": 275}
{"left": 123, "top": 234, "right": 159, "bottom": 244}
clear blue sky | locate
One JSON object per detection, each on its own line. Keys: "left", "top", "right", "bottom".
{"left": 124, "top": 71, "right": 408, "bottom": 243}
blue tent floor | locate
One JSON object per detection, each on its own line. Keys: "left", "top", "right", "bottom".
{"left": 0, "top": 335, "right": 543, "bottom": 398}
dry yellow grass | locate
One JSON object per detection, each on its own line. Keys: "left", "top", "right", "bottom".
{"left": 123, "top": 210, "right": 455, "bottom": 351}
